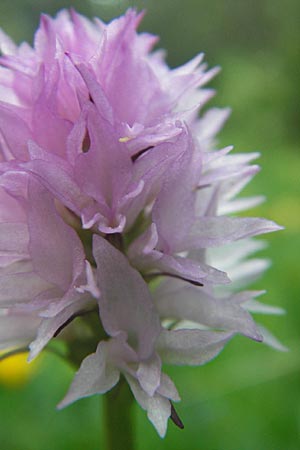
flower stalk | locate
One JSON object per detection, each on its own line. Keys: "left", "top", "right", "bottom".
{"left": 103, "top": 378, "right": 135, "bottom": 450}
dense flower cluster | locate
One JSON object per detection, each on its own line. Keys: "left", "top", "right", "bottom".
{"left": 0, "top": 9, "right": 282, "bottom": 436}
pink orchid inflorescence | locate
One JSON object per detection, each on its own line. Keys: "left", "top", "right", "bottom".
{"left": 0, "top": 9, "right": 283, "bottom": 436}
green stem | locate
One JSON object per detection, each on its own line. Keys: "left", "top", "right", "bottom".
{"left": 103, "top": 378, "right": 135, "bottom": 450}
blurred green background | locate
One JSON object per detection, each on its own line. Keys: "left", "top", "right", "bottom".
{"left": 0, "top": 0, "right": 299, "bottom": 449}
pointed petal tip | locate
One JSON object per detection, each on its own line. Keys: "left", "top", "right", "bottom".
{"left": 250, "top": 218, "right": 284, "bottom": 238}
{"left": 263, "top": 336, "right": 289, "bottom": 352}
{"left": 56, "top": 397, "right": 68, "bottom": 410}
{"left": 252, "top": 332, "right": 264, "bottom": 343}
{"left": 259, "top": 325, "right": 289, "bottom": 352}
{"left": 27, "top": 341, "right": 39, "bottom": 363}
{"left": 265, "top": 220, "right": 284, "bottom": 232}
{"left": 27, "top": 351, "right": 35, "bottom": 363}
{"left": 275, "top": 224, "right": 285, "bottom": 231}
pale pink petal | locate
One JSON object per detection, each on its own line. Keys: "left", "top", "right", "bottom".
{"left": 125, "top": 373, "right": 171, "bottom": 438}
{"left": 137, "top": 352, "right": 162, "bottom": 397}
{"left": 185, "top": 217, "right": 283, "bottom": 250}
{"left": 157, "top": 373, "right": 180, "bottom": 402}
{"left": 93, "top": 235, "right": 161, "bottom": 359}
{"left": 28, "top": 300, "right": 88, "bottom": 361}
{"left": 157, "top": 329, "right": 234, "bottom": 365}
{"left": 0, "top": 223, "right": 28, "bottom": 255}
{"left": 129, "top": 223, "right": 230, "bottom": 285}
{"left": 0, "top": 29, "right": 18, "bottom": 55}
{"left": 152, "top": 128, "right": 197, "bottom": 253}
{"left": 23, "top": 156, "right": 87, "bottom": 214}
{"left": 154, "top": 280, "right": 262, "bottom": 341}
{"left": 0, "top": 103, "right": 31, "bottom": 159}
{"left": 74, "top": 64, "right": 114, "bottom": 124}
{"left": 28, "top": 179, "right": 85, "bottom": 290}
{"left": 0, "top": 270, "right": 51, "bottom": 306}
{"left": 74, "top": 105, "right": 132, "bottom": 214}
{"left": 0, "top": 309, "right": 40, "bottom": 350}
{"left": 58, "top": 341, "right": 120, "bottom": 408}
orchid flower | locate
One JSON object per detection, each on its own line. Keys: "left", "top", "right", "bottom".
{"left": 0, "top": 9, "right": 283, "bottom": 442}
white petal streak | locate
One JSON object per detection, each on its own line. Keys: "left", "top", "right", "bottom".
{"left": 244, "top": 299, "right": 285, "bottom": 315}
{"left": 186, "top": 217, "right": 283, "bottom": 249}
{"left": 155, "top": 281, "right": 261, "bottom": 340}
{"left": 157, "top": 329, "right": 234, "bottom": 365}
{"left": 258, "top": 325, "right": 288, "bottom": 352}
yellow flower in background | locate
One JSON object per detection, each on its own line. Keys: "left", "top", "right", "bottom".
{"left": 0, "top": 352, "right": 39, "bottom": 387}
